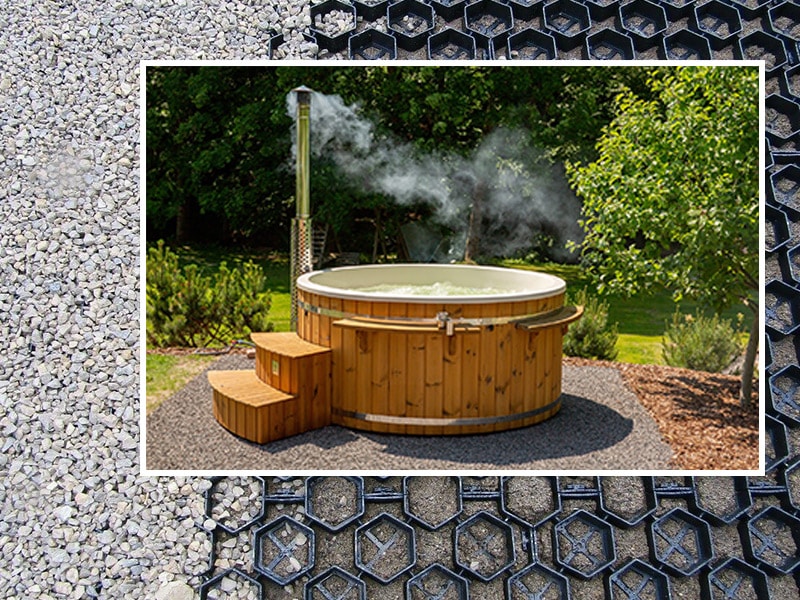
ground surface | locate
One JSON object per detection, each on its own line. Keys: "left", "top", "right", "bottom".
{"left": 564, "top": 357, "right": 760, "bottom": 471}
{"left": 146, "top": 353, "right": 758, "bottom": 472}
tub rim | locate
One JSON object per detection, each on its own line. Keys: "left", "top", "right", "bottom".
{"left": 295, "top": 263, "right": 566, "bottom": 304}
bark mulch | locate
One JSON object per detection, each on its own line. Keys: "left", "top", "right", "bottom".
{"left": 564, "top": 357, "right": 760, "bottom": 471}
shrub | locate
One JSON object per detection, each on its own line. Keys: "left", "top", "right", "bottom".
{"left": 661, "top": 310, "right": 743, "bottom": 373}
{"left": 146, "top": 241, "right": 273, "bottom": 347}
{"left": 563, "top": 288, "right": 619, "bottom": 360}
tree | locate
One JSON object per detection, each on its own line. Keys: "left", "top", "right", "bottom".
{"left": 145, "top": 65, "right": 659, "bottom": 253}
{"left": 566, "top": 66, "right": 759, "bottom": 405}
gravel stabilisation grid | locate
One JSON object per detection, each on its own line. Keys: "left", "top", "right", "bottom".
{"left": 188, "top": 475, "right": 800, "bottom": 599}
{"left": 0, "top": 0, "right": 797, "bottom": 599}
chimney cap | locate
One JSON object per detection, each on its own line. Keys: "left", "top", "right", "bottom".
{"left": 292, "top": 85, "right": 314, "bottom": 105}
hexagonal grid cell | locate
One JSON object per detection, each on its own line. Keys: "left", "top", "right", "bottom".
{"left": 661, "top": 30, "right": 711, "bottom": 60}
{"left": 608, "top": 559, "right": 670, "bottom": 600}
{"left": 506, "top": 563, "right": 570, "bottom": 600}
{"left": 355, "top": 513, "right": 416, "bottom": 583}
{"left": 207, "top": 476, "right": 265, "bottom": 534}
{"left": 404, "top": 476, "right": 463, "bottom": 530}
{"left": 465, "top": 0, "right": 514, "bottom": 39}
{"left": 692, "top": 477, "right": 751, "bottom": 526}
{"left": 507, "top": 28, "right": 557, "bottom": 60}
{"left": 584, "top": 28, "right": 634, "bottom": 60}
{"left": 767, "top": 205, "right": 791, "bottom": 252}
{"left": 726, "top": 0, "right": 771, "bottom": 20}
{"left": 199, "top": 568, "right": 262, "bottom": 600}
{"left": 769, "top": 2, "right": 800, "bottom": 42}
{"left": 406, "top": 563, "right": 469, "bottom": 600}
{"left": 305, "top": 476, "right": 365, "bottom": 532}
{"left": 744, "top": 506, "right": 800, "bottom": 574}
{"left": 501, "top": 476, "right": 561, "bottom": 528}
{"left": 553, "top": 510, "right": 615, "bottom": 579}
{"left": 782, "top": 65, "right": 800, "bottom": 100}
{"left": 766, "top": 94, "right": 800, "bottom": 141}
{"left": 311, "top": 0, "right": 357, "bottom": 54}
{"left": 304, "top": 566, "right": 366, "bottom": 600}
{"left": 353, "top": 0, "right": 390, "bottom": 22}
{"left": 429, "top": 0, "right": 468, "bottom": 22}
{"left": 388, "top": 0, "right": 435, "bottom": 52}
{"left": 599, "top": 477, "right": 656, "bottom": 527}
{"left": 454, "top": 511, "right": 516, "bottom": 582}
{"left": 766, "top": 280, "right": 800, "bottom": 336}
{"left": 769, "top": 364, "right": 800, "bottom": 425}
{"left": 348, "top": 30, "right": 397, "bottom": 60}
{"left": 786, "top": 460, "right": 800, "bottom": 513}
{"left": 620, "top": 0, "right": 667, "bottom": 49}
{"left": 253, "top": 516, "right": 315, "bottom": 585}
{"left": 544, "top": 0, "right": 590, "bottom": 43}
{"left": 766, "top": 334, "right": 800, "bottom": 377}
{"left": 649, "top": 508, "right": 713, "bottom": 577}
{"left": 765, "top": 414, "right": 790, "bottom": 472}
{"left": 428, "top": 28, "right": 476, "bottom": 60}
{"left": 506, "top": 0, "right": 544, "bottom": 21}
{"left": 704, "top": 558, "right": 770, "bottom": 600}
{"left": 770, "top": 165, "right": 800, "bottom": 210}
{"left": 584, "top": 0, "right": 620, "bottom": 22}
{"left": 736, "top": 31, "right": 788, "bottom": 72}
{"left": 693, "top": 1, "right": 741, "bottom": 48}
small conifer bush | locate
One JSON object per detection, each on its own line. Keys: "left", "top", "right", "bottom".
{"left": 563, "top": 288, "right": 619, "bottom": 360}
{"left": 661, "top": 310, "right": 743, "bottom": 373}
{"left": 146, "top": 241, "right": 273, "bottom": 347}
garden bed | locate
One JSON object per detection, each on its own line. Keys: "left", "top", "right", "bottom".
{"left": 564, "top": 357, "right": 760, "bottom": 470}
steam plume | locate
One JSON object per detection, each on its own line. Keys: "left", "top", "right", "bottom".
{"left": 287, "top": 91, "right": 583, "bottom": 261}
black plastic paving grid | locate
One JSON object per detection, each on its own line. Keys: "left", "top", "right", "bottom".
{"left": 270, "top": 0, "right": 800, "bottom": 61}
{"left": 196, "top": 476, "right": 800, "bottom": 599}
{"left": 197, "top": 0, "right": 800, "bottom": 598}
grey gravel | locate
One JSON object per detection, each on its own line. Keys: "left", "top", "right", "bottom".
{"left": 146, "top": 354, "right": 672, "bottom": 471}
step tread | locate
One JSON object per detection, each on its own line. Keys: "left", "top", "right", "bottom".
{"left": 208, "top": 370, "right": 294, "bottom": 407}
{"left": 250, "top": 331, "right": 330, "bottom": 358}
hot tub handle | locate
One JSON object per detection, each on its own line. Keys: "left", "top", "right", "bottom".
{"left": 436, "top": 311, "right": 455, "bottom": 336}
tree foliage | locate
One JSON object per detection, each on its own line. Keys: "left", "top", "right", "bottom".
{"left": 146, "top": 65, "right": 659, "bottom": 248}
{"left": 566, "top": 66, "right": 759, "bottom": 310}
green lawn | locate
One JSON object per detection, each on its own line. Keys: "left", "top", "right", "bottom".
{"left": 146, "top": 353, "right": 217, "bottom": 413}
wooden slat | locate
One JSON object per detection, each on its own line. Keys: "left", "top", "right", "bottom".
{"left": 370, "top": 327, "right": 389, "bottom": 434}
{"left": 460, "top": 321, "right": 481, "bottom": 434}
{"left": 406, "top": 304, "right": 427, "bottom": 425}
{"left": 494, "top": 325, "right": 512, "bottom": 433}
{"left": 424, "top": 331, "right": 444, "bottom": 435}
{"left": 509, "top": 319, "right": 526, "bottom": 420}
{"left": 356, "top": 330, "right": 372, "bottom": 429}
{"left": 442, "top": 331, "right": 463, "bottom": 435}
{"left": 478, "top": 304, "right": 498, "bottom": 425}
{"left": 388, "top": 302, "right": 408, "bottom": 435}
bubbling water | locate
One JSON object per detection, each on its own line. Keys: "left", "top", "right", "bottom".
{"left": 353, "top": 281, "right": 514, "bottom": 296}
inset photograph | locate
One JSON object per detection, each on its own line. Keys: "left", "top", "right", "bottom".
{"left": 142, "top": 63, "right": 760, "bottom": 473}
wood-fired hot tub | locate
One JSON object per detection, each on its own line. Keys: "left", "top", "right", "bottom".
{"left": 295, "top": 264, "right": 582, "bottom": 435}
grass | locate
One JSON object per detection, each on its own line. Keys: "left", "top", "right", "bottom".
{"left": 146, "top": 353, "right": 217, "bottom": 414}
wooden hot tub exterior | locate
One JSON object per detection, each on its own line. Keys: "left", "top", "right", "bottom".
{"left": 295, "top": 264, "right": 581, "bottom": 435}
